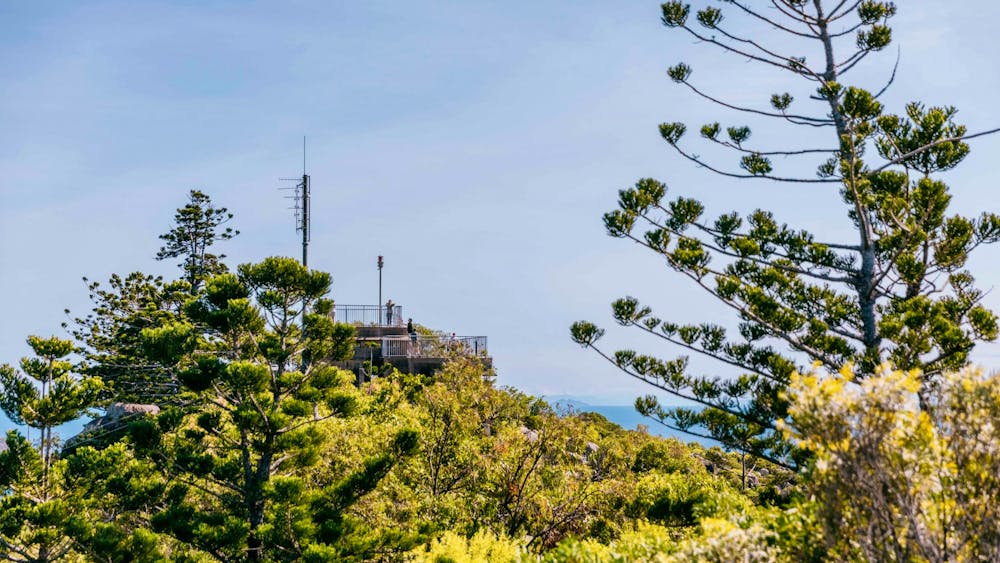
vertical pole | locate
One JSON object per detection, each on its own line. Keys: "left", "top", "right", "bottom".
{"left": 302, "top": 174, "right": 310, "bottom": 268}
{"left": 378, "top": 255, "right": 384, "bottom": 327}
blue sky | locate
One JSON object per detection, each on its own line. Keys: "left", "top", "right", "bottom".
{"left": 3, "top": 1, "right": 1000, "bottom": 435}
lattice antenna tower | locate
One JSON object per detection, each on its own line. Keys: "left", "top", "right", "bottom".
{"left": 279, "top": 137, "right": 310, "bottom": 268}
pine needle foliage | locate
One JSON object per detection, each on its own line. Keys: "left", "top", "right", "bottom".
{"left": 130, "top": 257, "right": 416, "bottom": 561}
{"left": 156, "top": 189, "right": 238, "bottom": 292}
{"left": 0, "top": 336, "right": 104, "bottom": 562}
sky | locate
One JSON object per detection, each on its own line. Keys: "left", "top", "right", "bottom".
{"left": 3, "top": 0, "right": 1000, "bottom": 434}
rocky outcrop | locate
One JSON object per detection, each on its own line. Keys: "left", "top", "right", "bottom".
{"left": 81, "top": 403, "right": 160, "bottom": 434}
{"left": 64, "top": 403, "right": 160, "bottom": 450}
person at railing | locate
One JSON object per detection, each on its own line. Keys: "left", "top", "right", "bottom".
{"left": 385, "top": 299, "right": 395, "bottom": 325}
{"left": 407, "top": 318, "right": 417, "bottom": 356}
{"left": 330, "top": 299, "right": 336, "bottom": 323}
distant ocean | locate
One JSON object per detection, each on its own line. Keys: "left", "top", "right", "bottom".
{"left": 546, "top": 398, "right": 719, "bottom": 447}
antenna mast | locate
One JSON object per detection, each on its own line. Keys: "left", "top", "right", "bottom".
{"left": 280, "top": 136, "right": 310, "bottom": 268}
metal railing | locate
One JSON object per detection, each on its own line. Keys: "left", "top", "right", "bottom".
{"left": 379, "top": 334, "right": 488, "bottom": 358}
{"left": 333, "top": 304, "right": 403, "bottom": 327}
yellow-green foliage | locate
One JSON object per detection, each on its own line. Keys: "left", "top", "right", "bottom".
{"left": 409, "top": 530, "right": 527, "bottom": 563}
{"left": 666, "top": 517, "right": 782, "bottom": 562}
{"left": 626, "top": 471, "right": 753, "bottom": 527}
{"left": 784, "top": 364, "right": 1000, "bottom": 561}
{"left": 335, "top": 357, "right": 775, "bottom": 557}
{"left": 540, "top": 522, "right": 674, "bottom": 563}
{"left": 538, "top": 364, "right": 1000, "bottom": 562}
{"left": 540, "top": 518, "right": 781, "bottom": 563}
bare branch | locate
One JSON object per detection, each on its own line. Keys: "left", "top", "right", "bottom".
{"left": 828, "top": 0, "right": 864, "bottom": 23}
{"left": 677, "top": 23, "right": 819, "bottom": 79}
{"left": 709, "top": 22, "right": 822, "bottom": 79}
{"left": 665, "top": 139, "right": 840, "bottom": 183}
{"left": 829, "top": 20, "right": 866, "bottom": 38}
{"left": 703, "top": 135, "right": 836, "bottom": 157}
{"left": 772, "top": 0, "right": 820, "bottom": 28}
{"left": 873, "top": 48, "right": 901, "bottom": 99}
{"left": 679, "top": 79, "right": 834, "bottom": 125}
{"left": 838, "top": 49, "right": 873, "bottom": 74}
{"left": 278, "top": 412, "right": 341, "bottom": 435}
{"left": 725, "top": 0, "right": 820, "bottom": 38}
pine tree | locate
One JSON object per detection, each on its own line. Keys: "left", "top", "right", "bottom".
{"left": 130, "top": 257, "right": 416, "bottom": 560}
{"left": 572, "top": 1, "right": 1000, "bottom": 468}
{"left": 0, "top": 336, "right": 103, "bottom": 561}
{"left": 71, "top": 191, "right": 236, "bottom": 404}
{"left": 156, "top": 189, "right": 238, "bottom": 292}
{"left": 69, "top": 273, "right": 191, "bottom": 404}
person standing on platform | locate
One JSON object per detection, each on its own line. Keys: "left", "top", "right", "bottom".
{"left": 407, "top": 318, "right": 417, "bottom": 356}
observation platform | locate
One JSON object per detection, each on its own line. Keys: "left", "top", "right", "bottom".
{"left": 331, "top": 304, "right": 491, "bottom": 380}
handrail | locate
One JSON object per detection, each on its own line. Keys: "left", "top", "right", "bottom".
{"left": 332, "top": 304, "right": 403, "bottom": 327}
{"left": 378, "top": 334, "right": 488, "bottom": 358}
{"left": 350, "top": 334, "right": 488, "bottom": 359}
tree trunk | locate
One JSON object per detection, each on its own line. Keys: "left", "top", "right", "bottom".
{"left": 816, "top": 0, "right": 882, "bottom": 368}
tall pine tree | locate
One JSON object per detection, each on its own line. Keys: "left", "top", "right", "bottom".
{"left": 0, "top": 336, "right": 103, "bottom": 561}
{"left": 131, "top": 257, "right": 416, "bottom": 560}
{"left": 572, "top": 1, "right": 1000, "bottom": 468}
{"left": 71, "top": 191, "right": 238, "bottom": 404}
{"left": 156, "top": 189, "right": 238, "bottom": 292}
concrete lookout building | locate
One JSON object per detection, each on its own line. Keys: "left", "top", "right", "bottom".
{"left": 331, "top": 303, "right": 491, "bottom": 381}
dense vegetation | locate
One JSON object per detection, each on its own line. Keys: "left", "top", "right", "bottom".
{"left": 1, "top": 324, "right": 792, "bottom": 559}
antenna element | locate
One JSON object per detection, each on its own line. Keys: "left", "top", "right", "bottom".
{"left": 279, "top": 137, "right": 310, "bottom": 268}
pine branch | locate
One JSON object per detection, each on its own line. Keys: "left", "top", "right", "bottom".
{"left": 644, "top": 413, "right": 796, "bottom": 470}
{"left": 873, "top": 127, "right": 1000, "bottom": 173}
{"left": 702, "top": 135, "right": 836, "bottom": 157}
{"left": 0, "top": 537, "right": 33, "bottom": 561}
{"left": 678, "top": 79, "right": 834, "bottom": 125}
{"left": 666, "top": 140, "right": 840, "bottom": 183}
{"left": 673, "top": 213, "right": 860, "bottom": 251}
{"left": 625, "top": 317, "right": 789, "bottom": 383}
{"left": 674, "top": 264, "right": 848, "bottom": 370}
{"left": 634, "top": 218, "right": 856, "bottom": 284}
{"left": 586, "top": 343, "right": 777, "bottom": 430}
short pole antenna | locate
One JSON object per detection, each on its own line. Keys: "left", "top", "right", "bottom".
{"left": 377, "top": 255, "right": 384, "bottom": 327}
